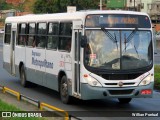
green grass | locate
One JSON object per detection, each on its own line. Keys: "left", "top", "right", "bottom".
{"left": 0, "top": 99, "right": 46, "bottom": 120}
{"left": 0, "top": 99, "right": 21, "bottom": 111}
{"left": 154, "top": 65, "right": 160, "bottom": 90}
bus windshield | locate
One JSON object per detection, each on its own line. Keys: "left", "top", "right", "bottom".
{"left": 84, "top": 30, "right": 152, "bottom": 70}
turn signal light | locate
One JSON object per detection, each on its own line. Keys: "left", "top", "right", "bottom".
{"left": 84, "top": 74, "right": 88, "bottom": 78}
{"left": 141, "top": 89, "right": 152, "bottom": 95}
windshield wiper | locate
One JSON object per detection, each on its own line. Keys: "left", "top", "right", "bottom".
{"left": 123, "top": 28, "right": 140, "bottom": 58}
{"left": 132, "top": 42, "right": 140, "bottom": 58}
{"left": 101, "top": 27, "right": 118, "bottom": 50}
{"left": 114, "top": 32, "right": 118, "bottom": 50}
{"left": 123, "top": 27, "right": 137, "bottom": 51}
{"left": 124, "top": 33, "right": 127, "bottom": 51}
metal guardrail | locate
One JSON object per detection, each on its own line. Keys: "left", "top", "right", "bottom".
{"left": 20, "top": 94, "right": 40, "bottom": 108}
{"left": 40, "top": 102, "right": 69, "bottom": 120}
{"left": 3, "top": 87, "right": 21, "bottom": 101}
{"left": 0, "top": 85, "right": 72, "bottom": 119}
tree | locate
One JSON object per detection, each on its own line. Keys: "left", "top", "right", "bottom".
{"left": 33, "top": 0, "right": 99, "bottom": 14}
{"left": 0, "top": 0, "right": 12, "bottom": 10}
{"left": 23, "top": 0, "right": 36, "bottom": 12}
{"left": 33, "top": 0, "right": 59, "bottom": 13}
{"left": 6, "top": 0, "right": 26, "bottom": 12}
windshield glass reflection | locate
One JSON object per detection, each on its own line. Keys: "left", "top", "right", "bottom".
{"left": 84, "top": 30, "right": 152, "bottom": 70}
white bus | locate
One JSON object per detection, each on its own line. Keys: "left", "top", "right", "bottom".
{"left": 3, "top": 10, "right": 154, "bottom": 104}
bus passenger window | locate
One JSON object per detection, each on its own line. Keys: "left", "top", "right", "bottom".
{"left": 47, "top": 36, "right": 58, "bottom": 50}
{"left": 4, "top": 23, "right": 11, "bottom": 44}
{"left": 18, "top": 35, "right": 26, "bottom": 45}
{"left": 58, "top": 22, "right": 72, "bottom": 52}
{"left": 18, "top": 23, "right": 27, "bottom": 46}
{"left": 27, "top": 23, "right": 36, "bottom": 47}
{"left": 37, "top": 36, "right": 46, "bottom": 48}
{"left": 65, "top": 39, "right": 71, "bottom": 51}
{"left": 37, "top": 22, "right": 47, "bottom": 48}
{"left": 59, "top": 37, "right": 71, "bottom": 52}
{"left": 28, "top": 36, "right": 36, "bottom": 47}
{"left": 47, "top": 23, "right": 59, "bottom": 50}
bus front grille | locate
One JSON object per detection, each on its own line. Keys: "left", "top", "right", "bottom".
{"left": 108, "top": 89, "right": 134, "bottom": 95}
{"left": 105, "top": 82, "right": 135, "bottom": 86}
{"left": 101, "top": 73, "right": 142, "bottom": 80}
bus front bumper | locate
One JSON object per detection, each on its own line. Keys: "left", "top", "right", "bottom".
{"left": 81, "top": 82, "right": 154, "bottom": 100}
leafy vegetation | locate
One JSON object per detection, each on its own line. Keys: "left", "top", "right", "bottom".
{"left": 0, "top": 99, "right": 21, "bottom": 111}
{"left": 0, "top": 0, "right": 12, "bottom": 10}
{"left": 1, "top": 0, "right": 101, "bottom": 13}
{"left": 0, "top": 99, "right": 45, "bottom": 120}
{"left": 33, "top": 0, "right": 100, "bottom": 13}
{"left": 154, "top": 65, "right": 160, "bottom": 89}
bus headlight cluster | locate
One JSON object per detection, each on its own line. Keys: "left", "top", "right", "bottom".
{"left": 84, "top": 74, "right": 102, "bottom": 87}
{"left": 139, "top": 74, "right": 153, "bottom": 86}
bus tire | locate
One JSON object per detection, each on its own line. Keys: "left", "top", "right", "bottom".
{"left": 20, "top": 65, "right": 28, "bottom": 87}
{"left": 118, "top": 98, "right": 132, "bottom": 104}
{"left": 60, "top": 76, "right": 71, "bottom": 104}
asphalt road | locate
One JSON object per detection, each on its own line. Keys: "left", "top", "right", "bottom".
{"left": 0, "top": 37, "right": 160, "bottom": 120}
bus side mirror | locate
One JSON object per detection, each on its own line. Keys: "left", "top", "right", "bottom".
{"left": 81, "top": 36, "right": 87, "bottom": 48}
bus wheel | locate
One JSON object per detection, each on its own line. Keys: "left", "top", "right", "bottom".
{"left": 118, "top": 98, "right": 132, "bottom": 104}
{"left": 20, "top": 65, "right": 28, "bottom": 87}
{"left": 60, "top": 76, "right": 71, "bottom": 104}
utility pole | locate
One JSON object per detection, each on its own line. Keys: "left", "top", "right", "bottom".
{"left": 134, "top": 0, "right": 136, "bottom": 11}
{"left": 100, "top": 0, "right": 102, "bottom": 10}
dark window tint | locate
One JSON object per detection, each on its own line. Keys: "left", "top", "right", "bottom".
{"left": 19, "top": 24, "right": 26, "bottom": 34}
{"left": 38, "top": 23, "right": 47, "bottom": 35}
{"left": 59, "top": 37, "right": 71, "bottom": 52}
{"left": 29, "top": 23, "right": 36, "bottom": 34}
{"left": 37, "top": 22, "right": 47, "bottom": 48}
{"left": 4, "top": 23, "right": 11, "bottom": 44}
{"left": 18, "top": 23, "right": 27, "bottom": 46}
{"left": 26, "top": 23, "right": 36, "bottom": 47}
{"left": 27, "top": 36, "right": 36, "bottom": 47}
{"left": 5, "top": 24, "right": 11, "bottom": 33}
{"left": 58, "top": 22, "right": 72, "bottom": 52}
{"left": 47, "top": 36, "right": 58, "bottom": 49}
{"left": 60, "top": 22, "right": 72, "bottom": 36}
{"left": 47, "top": 23, "right": 59, "bottom": 50}
{"left": 48, "top": 23, "right": 59, "bottom": 35}
{"left": 37, "top": 36, "right": 47, "bottom": 48}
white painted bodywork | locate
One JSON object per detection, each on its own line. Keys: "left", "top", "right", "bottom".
{"left": 3, "top": 10, "right": 153, "bottom": 99}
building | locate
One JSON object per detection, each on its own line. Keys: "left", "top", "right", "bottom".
{"left": 106, "top": 0, "right": 143, "bottom": 11}
{"left": 0, "top": 9, "right": 16, "bottom": 18}
{"left": 107, "top": 0, "right": 126, "bottom": 9}
{"left": 147, "top": 0, "right": 160, "bottom": 50}
{"left": 0, "top": 9, "right": 16, "bottom": 28}
{"left": 0, "top": 9, "right": 31, "bottom": 28}
{"left": 140, "top": 0, "right": 152, "bottom": 13}
{"left": 147, "top": 0, "right": 160, "bottom": 22}
{"left": 126, "top": 0, "right": 142, "bottom": 11}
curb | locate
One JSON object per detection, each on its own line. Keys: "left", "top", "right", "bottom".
{"left": 0, "top": 85, "right": 80, "bottom": 120}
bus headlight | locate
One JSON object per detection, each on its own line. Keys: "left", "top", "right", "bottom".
{"left": 84, "top": 75, "right": 102, "bottom": 87}
{"left": 139, "top": 74, "right": 153, "bottom": 86}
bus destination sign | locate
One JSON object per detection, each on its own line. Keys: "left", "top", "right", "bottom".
{"left": 85, "top": 14, "right": 151, "bottom": 28}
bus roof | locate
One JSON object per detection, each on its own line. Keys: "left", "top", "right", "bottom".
{"left": 5, "top": 10, "right": 149, "bottom": 23}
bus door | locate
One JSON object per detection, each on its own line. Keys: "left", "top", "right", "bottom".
{"left": 73, "top": 20, "right": 82, "bottom": 97}
{"left": 10, "top": 23, "right": 17, "bottom": 75}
